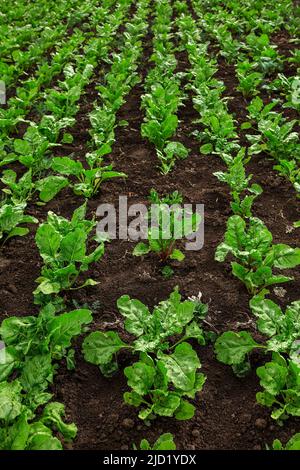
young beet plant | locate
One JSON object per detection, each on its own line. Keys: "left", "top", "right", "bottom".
{"left": 133, "top": 190, "right": 201, "bottom": 264}
{"left": 215, "top": 294, "right": 300, "bottom": 421}
{"left": 52, "top": 152, "right": 127, "bottom": 199}
{"left": 82, "top": 288, "right": 207, "bottom": 421}
{"left": 215, "top": 215, "right": 300, "bottom": 295}
{"left": 0, "top": 202, "right": 38, "bottom": 246}
{"left": 213, "top": 148, "right": 262, "bottom": 218}
{"left": 34, "top": 203, "right": 104, "bottom": 304}
{"left": 0, "top": 302, "right": 93, "bottom": 449}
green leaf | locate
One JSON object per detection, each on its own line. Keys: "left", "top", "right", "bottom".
{"left": 52, "top": 157, "right": 83, "bottom": 176}
{"left": 60, "top": 228, "right": 87, "bottom": 262}
{"left": 6, "top": 227, "right": 29, "bottom": 239}
{"left": 124, "top": 361, "right": 155, "bottom": 395}
{"left": 48, "top": 309, "right": 92, "bottom": 350}
{"left": 133, "top": 242, "right": 150, "bottom": 256}
{"left": 117, "top": 295, "right": 150, "bottom": 336}
{"left": 41, "top": 402, "right": 77, "bottom": 441}
{"left": 241, "top": 122, "right": 252, "bottom": 130}
{"left": 36, "top": 176, "right": 68, "bottom": 203}
{"left": 152, "top": 391, "right": 181, "bottom": 417}
{"left": 215, "top": 331, "right": 260, "bottom": 365}
{"left": 175, "top": 399, "right": 195, "bottom": 420}
{"left": 257, "top": 360, "right": 288, "bottom": 395}
{"left": 82, "top": 331, "right": 127, "bottom": 366}
{"left": 0, "top": 380, "right": 23, "bottom": 422}
{"left": 200, "top": 143, "right": 213, "bottom": 154}
{"left": 27, "top": 422, "right": 62, "bottom": 450}
{"left": 169, "top": 249, "right": 185, "bottom": 261}
{"left": 185, "top": 321, "right": 205, "bottom": 345}
{"left": 10, "top": 414, "right": 30, "bottom": 450}
{"left": 20, "top": 354, "right": 53, "bottom": 403}
{"left": 250, "top": 296, "right": 282, "bottom": 336}
{"left": 158, "top": 342, "right": 200, "bottom": 392}
{"left": 273, "top": 245, "right": 300, "bottom": 269}
{"left": 140, "top": 433, "right": 176, "bottom": 450}
{"left": 34, "top": 279, "right": 61, "bottom": 295}
{"left": 13, "top": 139, "right": 31, "bottom": 155}
{"left": 35, "top": 224, "right": 61, "bottom": 259}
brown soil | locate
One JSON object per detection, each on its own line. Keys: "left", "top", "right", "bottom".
{"left": 0, "top": 5, "right": 299, "bottom": 451}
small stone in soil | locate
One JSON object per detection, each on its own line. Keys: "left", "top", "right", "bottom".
{"left": 7, "top": 283, "right": 18, "bottom": 294}
{"left": 122, "top": 418, "right": 135, "bottom": 429}
{"left": 255, "top": 418, "right": 267, "bottom": 429}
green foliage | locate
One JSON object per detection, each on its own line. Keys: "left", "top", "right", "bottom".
{"left": 83, "top": 288, "right": 207, "bottom": 420}
{"left": 0, "top": 202, "right": 38, "bottom": 245}
{"left": 272, "top": 433, "right": 300, "bottom": 450}
{"left": 0, "top": 303, "right": 92, "bottom": 449}
{"left": 34, "top": 203, "right": 104, "bottom": 303}
{"left": 214, "top": 148, "right": 262, "bottom": 217}
{"left": 256, "top": 353, "right": 300, "bottom": 421}
{"left": 215, "top": 215, "right": 300, "bottom": 294}
{"left": 135, "top": 433, "right": 176, "bottom": 450}
{"left": 133, "top": 189, "right": 200, "bottom": 263}
{"left": 52, "top": 155, "right": 126, "bottom": 198}
{"left": 246, "top": 97, "right": 300, "bottom": 163}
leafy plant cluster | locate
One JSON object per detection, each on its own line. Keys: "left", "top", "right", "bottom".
{"left": 176, "top": 10, "right": 240, "bottom": 161}
{"left": 52, "top": 0, "right": 151, "bottom": 198}
{"left": 0, "top": 301, "right": 93, "bottom": 449}
{"left": 1, "top": 1, "right": 80, "bottom": 88}
{"left": 0, "top": 0, "right": 132, "bottom": 245}
{"left": 140, "top": 0, "right": 189, "bottom": 174}
{"left": 191, "top": 1, "right": 300, "bottom": 448}
{"left": 196, "top": 0, "right": 300, "bottom": 202}
{"left": 0, "top": 198, "right": 107, "bottom": 448}
{"left": 244, "top": 97, "right": 300, "bottom": 196}
{"left": 215, "top": 214, "right": 300, "bottom": 295}
{"left": 215, "top": 291, "right": 300, "bottom": 423}
{"left": 133, "top": 189, "right": 201, "bottom": 267}
{"left": 83, "top": 288, "right": 207, "bottom": 421}
{"left": 34, "top": 203, "right": 105, "bottom": 306}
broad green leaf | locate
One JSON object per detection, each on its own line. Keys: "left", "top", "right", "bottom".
{"left": 60, "top": 228, "right": 87, "bottom": 262}
{"left": 133, "top": 242, "right": 150, "bottom": 256}
{"left": 82, "top": 331, "right": 127, "bottom": 366}
{"left": 250, "top": 296, "right": 282, "bottom": 336}
{"left": 41, "top": 402, "right": 77, "bottom": 441}
{"left": 273, "top": 245, "right": 300, "bottom": 269}
{"left": 257, "top": 360, "right": 288, "bottom": 395}
{"left": 215, "top": 331, "right": 260, "bottom": 365}
{"left": 169, "top": 248, "right": 185, "bottom": 261}
{"left": 124, "top": 361, "right": 155, "bottom": 395}
{"left": 48, "top": 309, "right": 92, "bottom": 350}
{"left": 36, "top": 176, "right": 68, "bottom": 203}
{"left": 174, "top": 399, "right": 195, "bottom": 420}
{"left": 200, "top": 143, "right": 213, "bottom": 154}
{"left": 14, "top": 139, "right": 31, "bottom": 155}
{"left": 152, "top": 391, "right": 181, "bottom": 417}
{"left": 117, "top": 295, "right": 150, "bottom": 336}
{"left": 35, "top": 224, "right": 61, "bottom": 259}
{"left": 52, "top": 157, "right": 83, "bottom": 176}
{"left": 158, "top": 342, "right": 200, "bottom": 392}
{"left": 0, "top": 380, "right": 23, "bottom": 422}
